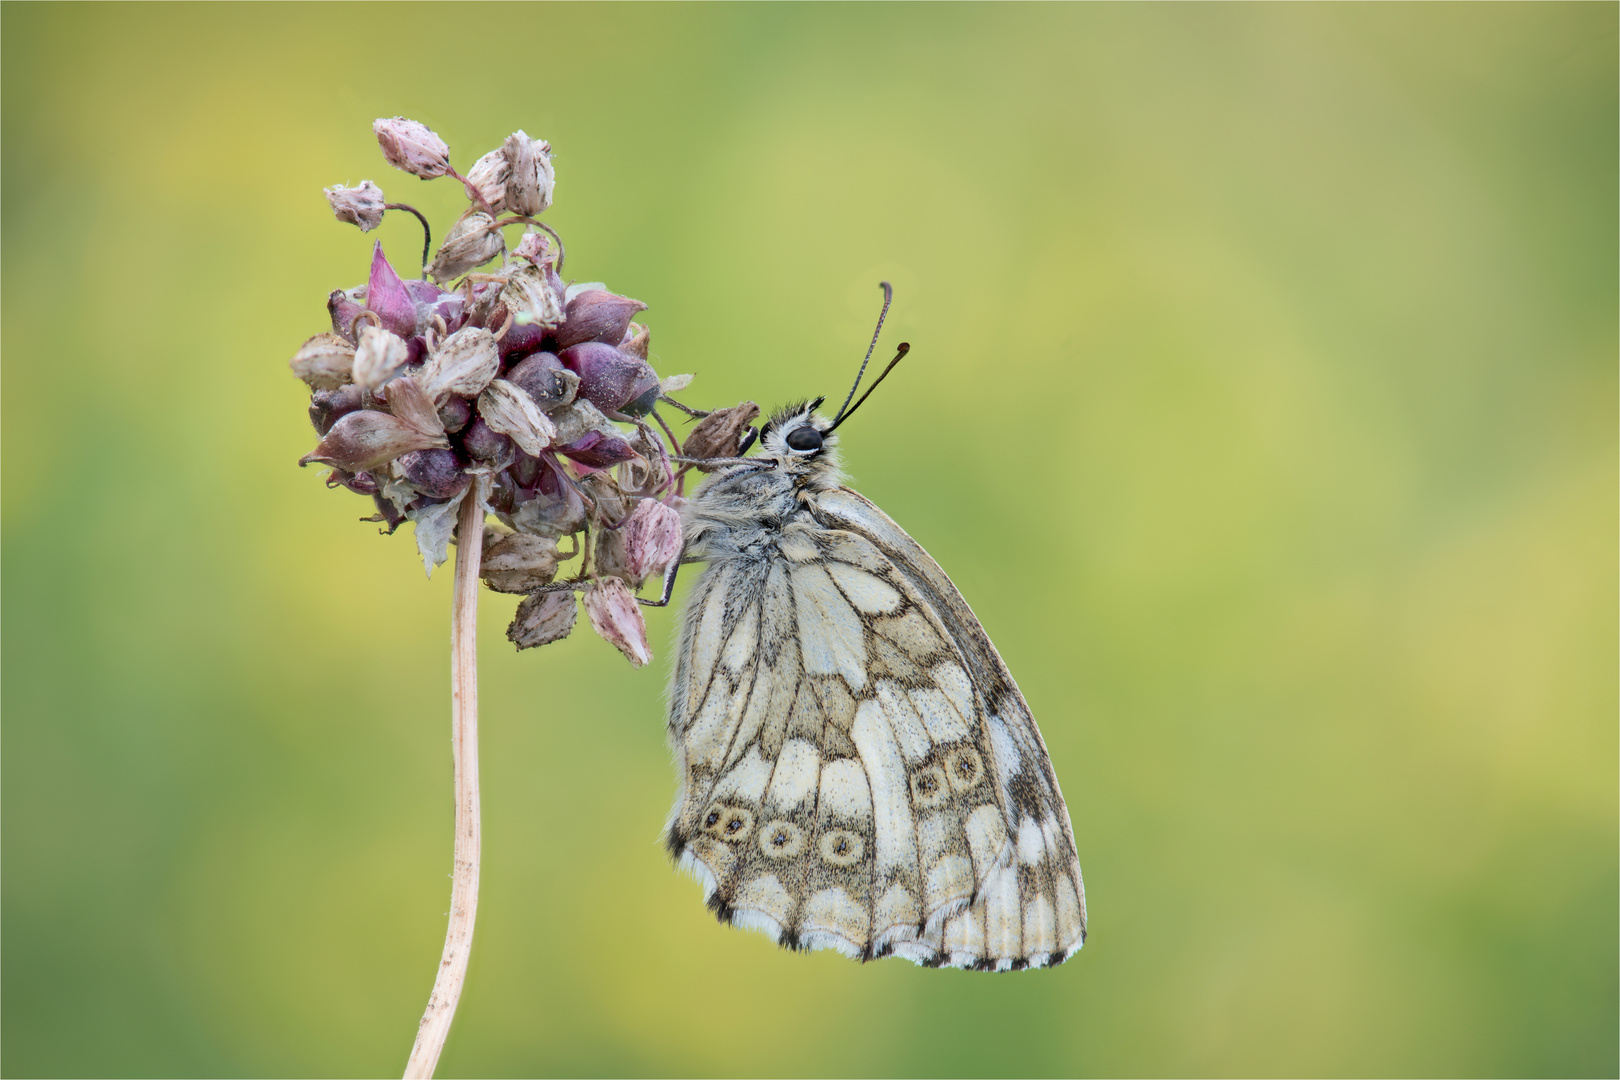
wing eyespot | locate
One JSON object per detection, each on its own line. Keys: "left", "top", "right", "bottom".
{"left": 759, "top": 819, "right": 805, "bottom": 858}
{"left": 703, "top": 805, "right": 755, "bottom": 844}
{"left": 818, "top": 829, "right": 865, "bottom": 867}
{"left": 944, "top": 746, "right": 985, "bottom": 793}
{"left": 910, "top": 765, "right": 951, "bottom": 809}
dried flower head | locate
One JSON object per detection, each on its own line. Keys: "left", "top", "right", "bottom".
{"left": 293, "top": 119, "right": 758, "bottom": 664}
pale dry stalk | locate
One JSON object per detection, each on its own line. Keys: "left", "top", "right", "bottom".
{"left": 404, "top": 475, "right": 489, "bottom": 1079}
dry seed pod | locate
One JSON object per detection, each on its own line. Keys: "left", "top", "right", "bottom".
{"left": 583, "top": 578, "right": 651, "bottom": 667}
{"left": 480, "top": 532, "right": 561, "bottom": 593}
{"left": 681, "top": 401, "right": 761, "bottom": 466}
{"left": 622, "top": 499, "right": 684, "bottom": 581}
{"left": 464, "top": 146, "right": 510, "bottom": 213}
{"left": 507, "top": 590, "right": 577, "bottom": 650}
{"left": 501, "top": 130, "right": 554, "bottom": 217}
{"left": 427, "top": 211, "right": 503, "bottom": 283}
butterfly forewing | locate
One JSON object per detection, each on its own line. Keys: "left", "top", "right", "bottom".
{"left": 664, "top": 426, "right": 1086, "bottom": 970}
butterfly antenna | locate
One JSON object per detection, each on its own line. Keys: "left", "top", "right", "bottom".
{"left": 831, "top": 282, "right": 894, "bottom": 425}
{"left": 826, "top": 342, "right": 909, "bottom": 433}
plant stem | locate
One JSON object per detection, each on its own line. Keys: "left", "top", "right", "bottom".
{"left": 404, "top": 477, "right": 488, "bottom": 1079}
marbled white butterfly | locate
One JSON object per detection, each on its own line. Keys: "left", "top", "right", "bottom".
{"left": 653, "top": 286, "right": 1086, "bottom": 970}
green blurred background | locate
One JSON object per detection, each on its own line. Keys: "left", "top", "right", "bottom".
{"left": 3, "top": 3, "right": 1614, "bottom": 1076}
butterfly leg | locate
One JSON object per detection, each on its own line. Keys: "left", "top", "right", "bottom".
{"left": 637, "top": 554, "right": 690, "bottom": 607}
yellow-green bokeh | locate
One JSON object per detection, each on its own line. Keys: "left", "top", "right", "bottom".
{"left": 3, "top": 3, "right": 1614, "bottom": 1076}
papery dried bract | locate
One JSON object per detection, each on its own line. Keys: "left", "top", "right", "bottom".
{"left": 500, "top": 263, "right": 565, "bottom": 332}
{"left": 478, "top": 379, "right": 557, "bottom": 456}
{"left": 419, "top": 327, "right": 499, "bottom": 401}
{"left": 584, "top": 578, "right": 651, "bottom": 667}
{"left": 480, "top": 531, "right": 560, "bottom": 593}
{"left": 407, "top": 490, "right": 467, "bottom": 575}
{"left": 385, "top": 377, "right": 446, "bottom": 437}
{"left": 507, "top": 591, "right": 576, "bottom": 650}
{"left": 374, "top": 117, "right": 451, "bottom": 179}
{"left": 427, "top": 211, "right": 503, "bottom": 283}
{"left": 352, "top": 325, "right": 410, "bottom": 389}
{"left": 326, "top": 180, "right": 386, "bottom": 232}
{"left": 290, "top": 332, "right": 356, "bottom": 390}
{"left": 300, "top": 409, "right": 448, "bottom": 473}
{"left": 682, "top": 401, "right": 761, "bottom": 466}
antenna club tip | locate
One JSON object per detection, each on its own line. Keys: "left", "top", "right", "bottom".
{"left": 897, "top": 342, "right": 910, "bottom": 354}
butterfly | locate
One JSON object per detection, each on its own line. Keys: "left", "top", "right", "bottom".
{"left": 653, "top": 286, "right": 1086, "bottom": 970}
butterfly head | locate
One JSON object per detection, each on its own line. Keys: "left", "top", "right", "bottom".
{"left": 757, "top": 397, "right": 841, "bottom": 479}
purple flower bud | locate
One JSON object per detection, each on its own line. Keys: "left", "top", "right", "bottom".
{"left": 373, "top": 117, "right": 451, "bottom": 179}
{"left": 555, "top": 290, "right": 648, "bottom": 351}
{"left": 300, "top": 409, "right": 448, "bottom": 473}
{"left": 289, "top": 332, "right": 356, "bottom": 390}
{"left": 553, "top": 429, "right": 641, "bottom": 470}
{"left": 438, "top": 395, "right": 472, "bottom": 433}
{"left": 584, "top": 578, "right": 651, "bottom": 667}
{"left": 328, "top": 288, "right": 368, "bottom": 342}
{"left": 501, "top": 130, "right": 554, "bottom": 217}
{"left": 309, "top": 384, "right": 365, "bottom": 435}
{"left": 397, "top": 447, "right": 470, "bottom": 499}
{"left": 506, "top": 352, "right": 578, "bottom": 411}
{"left": 326, "top": 468, "right": 380, "bottom": 496}
{"left": 480, "top": 531, "right": 560, "bottom": 594}
{"left": 478, "top": 379, "right": 557, "bottom": 456}
{"left": 558, "top": 342, "right": 660, "bottom": 415}
{"left": 507, "top": 590, "right": 576, "bottom": 650}
{"left": 622, "top": 499, "right": 684, "bottom": 582}
{"left": 427, "top": 211, "right": 503, "bottom": 284}
{"left": 681, "top": 401, "right": 761, "bottom": 468}
{"left": 369, "top": 492, "right": 406, "bottom": 533}
{"left": 504, "top": 454, "right": 586, "bottom": 537}
{"left": 352, "top": 325, "right": 410, "bottom": 390}
{"left": 461, "top": 417, "right": 514, "bottom": 464}
{"left": 418, "top": 326, "right": 499, "bottom": 401}
{"left": 366, "top": 243, "right": 419, "bottom": 337}
{"left": 325, "top": 180, "right": 386, "bottom": 232}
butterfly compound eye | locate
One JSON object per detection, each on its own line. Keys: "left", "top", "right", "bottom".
{"left": 785, "top": 426, "right": 823, "bottom": 452}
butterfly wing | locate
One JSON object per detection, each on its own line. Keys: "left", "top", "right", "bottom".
{"left": 664, "top": 488, "right": 1086, "bottom": 970}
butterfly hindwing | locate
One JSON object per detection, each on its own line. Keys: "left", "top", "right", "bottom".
{"left": 664, "top": 486, "right": 1086, "bottom": 969}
